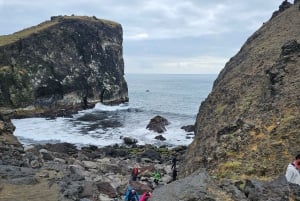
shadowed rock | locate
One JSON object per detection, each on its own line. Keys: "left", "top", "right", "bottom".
{"left": 146, "top": 115, "right": 169, "bottom": 133}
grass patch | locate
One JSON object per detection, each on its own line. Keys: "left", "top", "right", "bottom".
{"left": 0, "top": 20, "right": 58, "bottom": 46}
{"left": 215, "top": 104, "right": 227, "bottom": 114}
{"left": 223, "top": 161, "right": 242, "bottom": 170}
{"left": 0, "top": 15, "right": 119, "bottom": 47}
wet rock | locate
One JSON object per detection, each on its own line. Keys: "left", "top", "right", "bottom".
{"left": 181, "top": 124, "right": 195, "bottom": 132}
{"left": 146, "top": 115, "right": 169, "bottom": 133}
{"left": 123, "top": 137, "right": 138, "bottom": 145}
{"left": 154, "top": 135, "right": 166, "bottom": 141}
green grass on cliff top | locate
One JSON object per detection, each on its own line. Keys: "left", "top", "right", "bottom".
{"left": 0, "top": 16, "right": 119, "bottom": 47}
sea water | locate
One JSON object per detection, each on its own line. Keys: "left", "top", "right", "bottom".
{"left": 12, "top": 74, "right": 217, "bottom": 148}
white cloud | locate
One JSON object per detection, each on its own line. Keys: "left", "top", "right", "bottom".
{"left": 0, "top": 0, "right": 286, "bottom": 74}
{"left": 126, "top": 33, "right": 149, "bottom": 41}
{"left": 125, "top": 55, "right": 228, "bottom": 74}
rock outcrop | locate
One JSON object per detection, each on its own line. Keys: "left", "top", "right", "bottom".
{"left": 0, "top": 15, "right": 128, "bottom": 118}
{"left": 182, "top": 1, "right": 300, "bottom": 181}
{"left": 146, "top": 115, "right": 169, "bottom": 133}
{"left": 0, "top": 112, "right": 22, "bottom": 149}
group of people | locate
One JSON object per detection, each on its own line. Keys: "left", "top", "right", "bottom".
{"left": 126, "top": 165, "right": 152, "bottom": 201}
{"left": 125, "top": 156, "right": 180, "bottom": 200}
{"left": 125, "top": 186, "right": 151, "bottom": 201}
{"left": 126, "top": 154, "right": 300, "bottom": 200}
{"left": 131, "top": 156, "right": 179, "bottom": 184}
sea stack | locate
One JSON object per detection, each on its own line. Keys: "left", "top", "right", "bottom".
{"left": 0, "top": 15, "right": 128, "bottom": 117}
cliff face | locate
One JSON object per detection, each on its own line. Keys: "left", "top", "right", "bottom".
{"left": 182, "top": 1, "right": 300, "bottom": 179}
{"left": 0, "top": 16, "right": 128, "bottom": 115}
{"left": 0, "top": 112, "right": 21, "bottom": 148}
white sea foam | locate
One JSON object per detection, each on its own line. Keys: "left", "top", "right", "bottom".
{"left": 12, "top": 116, "right": 193, "bottom": 147}
{"left": 12, "top": 74, "right": 216, "bottom": 148}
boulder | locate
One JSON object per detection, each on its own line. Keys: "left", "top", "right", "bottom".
{"left": 146, "top": 115, "right": 169, "bottom": 133}
{"left": 181, "top": 125, "right": 195, "bottom": 132}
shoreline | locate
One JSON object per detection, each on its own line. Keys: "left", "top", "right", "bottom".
{"left": 0, "top": 137, "right": 187, "bottom": 200}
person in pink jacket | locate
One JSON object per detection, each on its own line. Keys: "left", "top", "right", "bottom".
{"left": 139, "top": 192, "right": 152, "bottom": 201}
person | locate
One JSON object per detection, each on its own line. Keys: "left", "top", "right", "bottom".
{"left": 124, "top": 187, "right": 140, "bottom": 201}
{"left": 131, "top": 165, "right": 139, "bottom": 181}
{"left": 285, "top": 153, "right": 300, "bottom": 185}
{"left": 139, "top": 191, "right": 152, "bottom": 201}
{"left": 172, "top": 168, "right": 178, "bottom": 181}
{"left": 152, "top": 170, "right": 161, "bottom": 185}
{"left": 171, "top": 155, "right": 177, "bottom": 169}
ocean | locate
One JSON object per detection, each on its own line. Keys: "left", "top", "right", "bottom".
{"left": 12, "top": 74, "right": 217, "bottom": 148}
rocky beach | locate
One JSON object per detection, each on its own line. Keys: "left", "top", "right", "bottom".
{"left": 2, "top": 1, "right": 300, "bottom": 200}
{"left": 0, "top": 112, "right": 191, "bottom": 200}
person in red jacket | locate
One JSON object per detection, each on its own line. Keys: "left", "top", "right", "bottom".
{"left": 131, "top": 165, "right": 139, "bottom": 181}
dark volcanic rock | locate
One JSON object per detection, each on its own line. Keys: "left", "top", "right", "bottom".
{"left": 0, "top": 15, "right": 128, "bottom": 118}
{"left": 154, "top": 134, "right": 166, "bottom": 141}
{"left": 244, "top": 175, "right": 290, "bottom": 201}
{"left": 146, "top": 115, "right": 169, "bottom": 133}
{"left": 181, "top": 124, "right": 195, "bottom": 132}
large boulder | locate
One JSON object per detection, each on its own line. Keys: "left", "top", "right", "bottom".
{"left": 146, "top": 115, "right": 169, "bottom": 133}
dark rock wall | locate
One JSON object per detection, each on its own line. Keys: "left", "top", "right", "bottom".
{"left": 182, "top": 2, "right": 300, "bottom": 179}
{"left": 0, "top": 16, "right": 128, "bottom": 113}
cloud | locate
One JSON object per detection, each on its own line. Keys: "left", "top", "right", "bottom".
{"left": 0, "top": 0, "right": 285, "bottom": 74}
{"left": 125, "top": 55, "right": 228, "bottom": 74}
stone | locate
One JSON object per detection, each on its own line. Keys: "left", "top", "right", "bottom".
{"left": 96, "top": 182, "right": 117, "bottom": 198}
{"left": 146, "top": 115, "right": 169, "bottom": 133}
{"left": 181, "top": 124, "right": 195, "bottom": 132}
{"left": 154, "top": 135, "right": 166, "bottom": 141}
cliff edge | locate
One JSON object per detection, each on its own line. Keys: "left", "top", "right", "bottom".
{"left": 182, "top": 1, "right": 300, "bottom": 180}
{"left": 0, "top": 15, "right": 128, "bottom": 117}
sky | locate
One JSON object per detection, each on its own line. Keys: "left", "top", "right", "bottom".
{"left": 0, "top": 0, "right": 285, "bottom": 74}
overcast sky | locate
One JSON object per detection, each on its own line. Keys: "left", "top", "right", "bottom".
{"left": 0, "top": 0, "right": 285, "bottom": 74}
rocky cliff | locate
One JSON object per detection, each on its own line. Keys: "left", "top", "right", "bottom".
{"left": 0, "top": 16, "right": 128, "bottom": 117}
{"left": 182, "top": 1, "right": 300, "bottom": 180}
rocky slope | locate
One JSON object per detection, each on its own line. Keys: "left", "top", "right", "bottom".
{"left": 0, "top": 16, "right": 128, "bottom": 118}
{"left": 182, "top": 0, "right": 300, "bottom": 181}
{"left": 0, "top": 112, "right": 190, "bottom": 200}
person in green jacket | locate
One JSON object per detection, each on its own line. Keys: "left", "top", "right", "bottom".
{"left": 152, "top": 170, "right": 161, "bottom": 185}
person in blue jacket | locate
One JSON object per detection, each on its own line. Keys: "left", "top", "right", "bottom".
{"left": 125, "top": 186, "right": 140, "bottom": 201}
